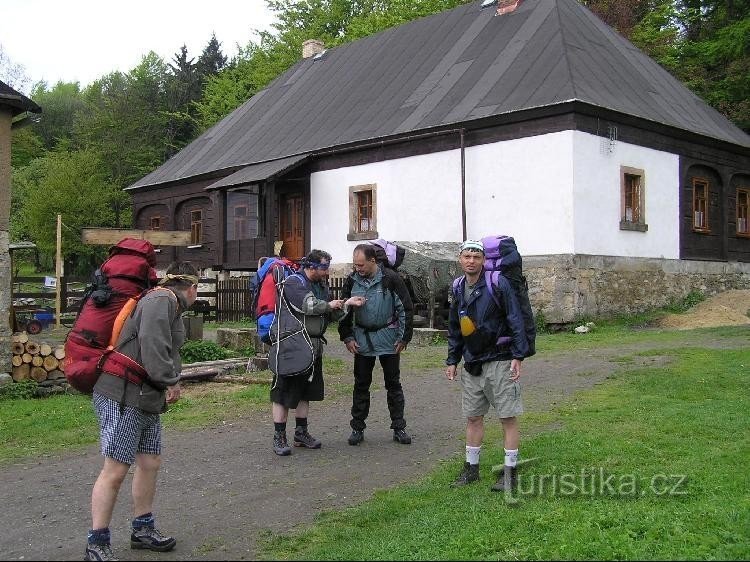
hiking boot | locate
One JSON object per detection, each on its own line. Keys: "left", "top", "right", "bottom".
{"left": 491, "top": 465, "right": 518, "bottom": 492}
{"left": 393, "top": 428, "right": 412, "bottom": 444}
{"left": 273, "top": 431, "right": 292, "bottom": 456}
{"left": 348, "top": 429, "right": 364, "bottom": 446}
{"left": 294, "top": 429, "right": 322, "bottom": 449}
{"left": 84, "top": 543, "right": 118, "bottom": 561}
{"left": 130, "top": 527, "right": 177, "bottom": 552}
{"left": 451, "top": 462, "right": 480, "bottom": 487}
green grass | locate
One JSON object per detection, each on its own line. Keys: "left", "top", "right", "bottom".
{"left": 258, "top": 344, "right": 750, "bottom": 560}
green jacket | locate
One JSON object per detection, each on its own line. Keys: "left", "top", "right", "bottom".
{"left": 338, "top": 266, "right": 414, "bottom": 356}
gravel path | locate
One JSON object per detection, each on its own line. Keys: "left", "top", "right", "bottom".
{"left": 1, "top": 329, "right": 746, "bottom": 561}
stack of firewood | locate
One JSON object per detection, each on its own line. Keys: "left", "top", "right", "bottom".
{"left": 11, "top": 332, "right": 66, "bottom": 384}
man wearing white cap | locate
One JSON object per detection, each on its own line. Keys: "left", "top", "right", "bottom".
{"left": 445, "top": 240, "right": 528, "bottom": 491}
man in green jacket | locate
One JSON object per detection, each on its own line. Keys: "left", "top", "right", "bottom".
{"left": 85, "top": 262, "right": 198, "bottom": 561}
{"left": 339, "top": 244, "right": 414, "bottom": 446}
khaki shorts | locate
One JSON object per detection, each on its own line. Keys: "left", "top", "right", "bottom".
{"left": 459, "top": 360, "right": 523, "bottom": 418}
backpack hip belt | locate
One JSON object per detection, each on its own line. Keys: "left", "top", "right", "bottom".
{"left": 97, "top": 349, "right": 148, "bottom": 386}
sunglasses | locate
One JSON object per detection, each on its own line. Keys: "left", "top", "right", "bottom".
{"left": 310, "top": 262, "right": 330, "bottom": 271}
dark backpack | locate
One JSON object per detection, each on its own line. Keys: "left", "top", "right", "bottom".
{"left": 368, "top": 239, "right": 405, "bottom": 270}
{"left": 63, "top": 238, "right": 158, "bottom": 393}
{"left": 267, "top": 268, "right": 316, "bottom": 378}
{"left": 452, "top": 235, "right": 536, "bottom": 358}
{"left": 250, "top": 257, "right": 300, "bottom": 344}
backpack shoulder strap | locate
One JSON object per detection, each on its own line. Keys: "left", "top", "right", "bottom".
{"left": 452, "top": 275, "right": 465, "bottom": 300}
{"left": 108, "top": 287, "right": 176, "bottom": 348}
{"left": 485, "top": 270, "right": 502, "bottom": 310}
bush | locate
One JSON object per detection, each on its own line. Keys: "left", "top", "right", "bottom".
{"left": 180, "top": 340, "right": 233, "bottom": 364}
{"left": 666, "top": 290, "right": 706, "bottom": 313}
{"left": 0, "top": 380, "right": 39, "bottom": 401}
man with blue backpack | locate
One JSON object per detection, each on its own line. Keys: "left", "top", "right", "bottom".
{"left": 445, "top": 239, "right": 531, "bottom": 492}
{"left": 269, "top": 249, "right": 365, "bottom": 456}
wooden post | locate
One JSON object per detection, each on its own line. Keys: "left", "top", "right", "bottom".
{"left": 55, "top": 214, "right": 62, "bottom": 329}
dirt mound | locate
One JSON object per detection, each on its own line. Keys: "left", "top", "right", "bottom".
{"left": 657, "top": 289, "right": 750, "bottom": 329}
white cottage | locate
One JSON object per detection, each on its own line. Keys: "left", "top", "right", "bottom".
{"left": 127, "top": 0, "right": 750, "bottom": 323}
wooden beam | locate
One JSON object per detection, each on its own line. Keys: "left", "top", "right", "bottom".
{"left": 81, "top": 228, "right": 192, "bottom": 246}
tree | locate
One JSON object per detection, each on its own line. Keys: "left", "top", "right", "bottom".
{"left": 165, "top": 45, "right": 202, "bottom": 153}
{"left": 197, "top": 33, "right": 228, "bottom": 81}
{"left": 10, "top": 128, "right": 44, "bottom": 168}
{"left": 76, "top": 53, "right": 171, "bottom": 188}
{"left": 0, "top": 44, "right": 30, "bottom": 92}
{"left": 13, "top": 149, "right": 123, "bottom": 273}
{"left": 27, "top": 81, "right": 86, "bottom": 150}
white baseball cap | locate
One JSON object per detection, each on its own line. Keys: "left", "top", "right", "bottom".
{"left": 460, "top": 240, "right": 485, "bottom": 254}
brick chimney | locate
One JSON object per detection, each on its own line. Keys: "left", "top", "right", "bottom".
{"left": 497, "top": 0, "right": 522, "bottom": 15}
{"left": 302, "top": 39, "right": 325, "bottom": 59}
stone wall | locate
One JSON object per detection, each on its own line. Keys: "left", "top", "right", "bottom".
{"left": 526, "top": 254, "right": 750, "bottom": 325}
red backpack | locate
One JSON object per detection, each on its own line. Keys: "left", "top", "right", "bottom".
{"left": 63, "top": 239, "right": 159, "bottom": 393}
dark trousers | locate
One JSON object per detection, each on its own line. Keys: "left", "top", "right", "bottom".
{"left": 350, "top": 353, "right": 406, "bottom": 431}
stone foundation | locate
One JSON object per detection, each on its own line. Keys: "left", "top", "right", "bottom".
{"left": 525, "top": 254, "right": 750, "bottom": 325}
{"left": 410, "top": 328, "right": 448, "bottom": 346}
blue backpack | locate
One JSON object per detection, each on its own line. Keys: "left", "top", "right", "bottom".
{"left": 250, "top": 257, "right": 300, "bottom": 343}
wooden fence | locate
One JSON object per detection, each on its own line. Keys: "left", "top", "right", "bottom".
{"left": 10, "top": 275, "right": 352, "bottom": 328}
{"left": 216, "top": 278, "right": 252, "bottom": 322}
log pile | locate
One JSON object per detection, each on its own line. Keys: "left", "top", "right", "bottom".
{"left": 10, "top": 332, "right": 68, "bottom": 394}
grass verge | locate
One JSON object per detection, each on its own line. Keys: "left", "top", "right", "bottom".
{"left": 258, "top": 345, "right": 750, "bottom": 560}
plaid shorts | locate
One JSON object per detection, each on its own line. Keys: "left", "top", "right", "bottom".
{"left": 93, "top": 393, "right": 162, "bottom": 465}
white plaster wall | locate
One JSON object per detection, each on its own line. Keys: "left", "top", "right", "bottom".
{"left": 464, "top": 131, "right": 575, "bottom": 255}
{"left": 308, "top": 129, "right": 679, "bottom": 262}
{"left": 572, "top": 131, "right": 680, "bottom": 258}
{"left": 310, "top": 151, "right": 463, "bottom": 262}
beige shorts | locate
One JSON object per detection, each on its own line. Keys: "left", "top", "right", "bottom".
{"left": 459, "top": 359, "right": 523, "bottom": 418}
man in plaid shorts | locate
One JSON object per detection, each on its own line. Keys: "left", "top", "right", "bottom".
{"left": 85, "top": 262, "right": 199, "bottom": 561}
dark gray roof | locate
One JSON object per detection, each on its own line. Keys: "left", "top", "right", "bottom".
{"left": 0, "top": 80, "right": 42, "bottom": 116}
{"left": 204, "top": 154, "right": 309, "bottom": 190}
{"left": 129, "top": 0, "right": 750, "bottom": 190}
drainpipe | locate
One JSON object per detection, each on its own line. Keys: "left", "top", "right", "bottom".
{"left": 460, "top": 128, "right": 467, "bottom": 241}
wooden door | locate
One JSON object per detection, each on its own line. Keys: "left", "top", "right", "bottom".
{"left": 281, "top": 195, "right": 305, "bottom": 259}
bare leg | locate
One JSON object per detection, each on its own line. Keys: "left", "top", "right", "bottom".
{"left": 501, "top": 416, "right": 520, "bottom": 450}
{"left": 132, "top": 453, "right": 161, "bottom": 517}
{"left": 466, "top": 415, "right": 484, "bottom": 447}
{"left": 91, "top": 457, "right": 129, "bottom": 529}
{"left": 272, "top": 402, "right": 289, "bottom": 424}
{"left": 294, "top": 400, "right": 309, "bottom": 419}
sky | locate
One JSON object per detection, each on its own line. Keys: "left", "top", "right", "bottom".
{"left": 0, "top": 0, "right": 277, "bottom": 92}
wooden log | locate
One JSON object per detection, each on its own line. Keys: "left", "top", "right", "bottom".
{"left": 213, "top": 374, "right": 272, "bottom": 385}
{"left": 11, "top": 342, "right": 25, "bottom": 355}
{"left": 11, "top": 355, "right": 23, "bottom": 367}
{"left": 16, "top": 332, "right": 29, "bottom": 344}
{"left": 25, "top": 341, "right": 40, "bottom": 355}
{"left": 31, "top": 355, "right": 44, "bottom": 367}
{"left": 21, "top": 353, "right": 33, "bottom": 364}
{"left": 179, "top": 370, "right": 220, "bottom": 382}
{"left": 39, "top": 343, "right": 53, "bottom": 357}
{"left": 12, "top": 364, "right": 30, "bottom": 382}
{"left": 43, "top": 355, "right": 59, "bottom": 372}
{"left": 46, "top": 369, "right": 66, "bottom": 380}
{"left": 30, "top": 366, "right": 48, "bottom": 382}
{"left": 54, "top": 346, "right": 66, "bottom": 360}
